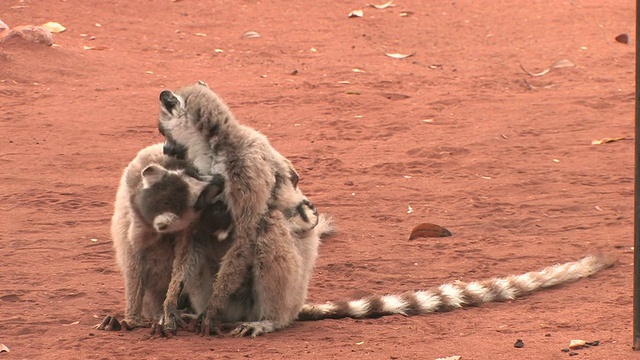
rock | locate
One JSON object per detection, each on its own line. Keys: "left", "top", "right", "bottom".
{"left": 0, "top": 25, "right": 53, "bottom": 46}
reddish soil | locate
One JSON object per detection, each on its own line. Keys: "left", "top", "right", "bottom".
{"left": 0, "top": 0, "right": 636, "bottom": 359}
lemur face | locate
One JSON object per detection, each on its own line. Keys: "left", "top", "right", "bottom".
{"left": 136, "top": 164, "right": 223, "bottom": 234}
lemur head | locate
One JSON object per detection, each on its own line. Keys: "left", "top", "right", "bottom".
{"left": 157, "top": 80, "right": 236, "bottom": 162}
{"left": 135, "top": 163, "right": 224, "bottom": 234}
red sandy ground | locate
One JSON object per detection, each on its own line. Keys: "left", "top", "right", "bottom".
{"left": 0, "top": 0, "right": 636, "bottom": 359}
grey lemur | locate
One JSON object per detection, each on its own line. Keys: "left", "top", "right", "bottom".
{"left": 98, "top": 143, "right": 229, "bottom": 331}
{"left": 157, "top": 82, "right": 614, "bottom": 336}
{"left": 157, "top": 81, "right": 328, "bottom": 336}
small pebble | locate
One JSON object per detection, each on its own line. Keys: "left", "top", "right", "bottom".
{"left": 514, "top": 339, "right": 525, "bottom": 348}
{"left": 561, "top": 348, "right": 570, "bottom": 353}
{"left": 569, "top": 351, "right": 579, "bottom": 356}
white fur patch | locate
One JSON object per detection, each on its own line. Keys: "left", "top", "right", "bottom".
{"left": 348, "top": 299, "right": 370, "bottom": 318}
{"left": 381, "top": 295, "right": 407, "bottom": 315}
{"left": 214, "top": 228, "right": 232, "bottom": 242}
{"left": 512, "top": 273, "right": 536, "bottom": 292}
{"left": 153, "top": 212, "right": 180, "bottom": 233}
{"left": 438, "top": 283, "right": 463, "bottom": 307}
{"left": 492, "top": 278, "right": 516, "bottom": 300}
{"left": 464, "top": 281, "right": 491, "bottom": 303}
{"left": 414, "top": 291, "right": 441, "bottom": 313}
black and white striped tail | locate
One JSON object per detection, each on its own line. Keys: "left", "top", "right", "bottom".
{"left": 298, "top": 254, "right": 615, "bottom": 321}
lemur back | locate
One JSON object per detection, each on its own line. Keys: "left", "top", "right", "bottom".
{"left": 157, "top": 82, "right": 328, "bottom": 336}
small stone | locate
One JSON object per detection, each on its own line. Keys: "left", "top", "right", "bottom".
{"left": 585, "top": 340, "right": 600, "bottom": 347}
{"left": 569, "top": 352, "right": 579, "bottom": 356}
{"left": 561, "top": 348, "right": 570, "bottom": 352}
{"left": 615, "top": 33, "right": 629, "bottom": 44}
{"left": 514, "top": 339, "right": 525, "bottom": 348}
{"left": 344, "top": 180, "right": 354, "bottom": 186}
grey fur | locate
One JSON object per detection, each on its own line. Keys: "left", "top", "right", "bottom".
{"left": 157, "top": 82, "right": 328, "bottom": 336}
{"left": 298, "top": 254, "right": 615, "bottom": 321}
{"left": 109, "top": 143, "right": 226, "bottom": 329}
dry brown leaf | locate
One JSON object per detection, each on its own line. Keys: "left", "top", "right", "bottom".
{"left": 83, "top": 45, "right": 109, "bottom": 50}
{"left": 569, "top": 340, "right": 586, "bottom": 349}
{"left": 348, "top": 9, "right": 364, "bottom": 18}
{"left": 591, "top": 137, "right": 626, "bottom": 145}
{"left": 385, "top": 52, "right": 414, "bottom": 59}
{"left": 369, "top": 0, "right": 394, "bottom": 9}
{"left": 0, "top": 344, "right": 9, "bottom": 353}
{"left": 242, "top": 30, "right": 261, "bottom": 39}
{"left": 615, "top": 33, "right": 629, "bottom": 44}
{"left": 41, "top": 21, "right": 66, "bottom": 33}
{"left": 520, "top": 59, "right": 575, "bottom": 77}
{"left": 0, "top": 20, "right": 9, "bottom": 32}
{"left": 409, "top": 223, "right": 452, "bottom": 240}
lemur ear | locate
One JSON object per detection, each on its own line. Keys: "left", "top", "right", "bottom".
{"left": 194, "top": 174, "right": 225, "bottom": 211}
{"left": 196, "top": 80, "right": 209, "bottom": 88}
{"left": 159, "top": 90, "right": 181, "bottom": 113}
{"left": 141, "top": 164, "right": 168, "bottom": 188}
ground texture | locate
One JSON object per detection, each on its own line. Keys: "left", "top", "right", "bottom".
{"left": 0, "top": 0, "right": 637, "bottom": 359}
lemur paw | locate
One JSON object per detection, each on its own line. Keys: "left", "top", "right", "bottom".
{"left": 290, "top": 199, "right": 319, "bottom": 234}
{"left": 194, "top": 307, "right": 223, "bottom": 337}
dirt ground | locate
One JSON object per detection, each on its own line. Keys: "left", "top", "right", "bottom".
{"left": 0, "top": 0, "right": 637, "bottom": 359}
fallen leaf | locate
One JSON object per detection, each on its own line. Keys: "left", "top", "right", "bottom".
{"left": 214, "top": 48, "right": 224, "bottom": 53}
{"left": 338, "top": 80, "right": 350, "bottom": 84}
{"left": 591, "top": 137, "right": 626, "bottom": 145}
{"left": 41, "top": 21, "right": 66, "bottom": 33}
{"left": 242, "top": 30, "right": 260, "bottom": 39}
{"left": 422, "top": 119, "right": 434, "bottom": 123}
{"left": 385, "top": 52, "right": 414, "bottom": 59}
{"left": 346, "top": 90, "right": 361, "bottom": 95}
{"left": 399, "top": 11, "right": 415, "bottom": 17}
{"left": 369, "top": 0, "right": 394, "bottom": 9}
{"left": 348, "top": 9, "right": 364, "bottom": 18}
{"left": 520, "top": 59, "right": 576, "bottom": 77}
{"left": 407, "top": 205, "right": 413, "bottom": 214}
{"left": 615, "top": 33, "right": 629, "bottom": 44}
{"left": 569, "top": 340, "right": 586, "bottom": 349}
{"left": 355, "top": 341, "right": 365, "bottom": 345}
{"left": 83, "top": 45, "right": 109, "bottom": 50}
{"left": 194, "top": 32, "right": 207, "bottom": 37}
{"left": 352, "top": 68, "right": 365, "bottom": 73}
{"left": 90, "top": 238, "right": 98, "bottom": 242}
{"left": 409, "top": 223, "right": 452, "bottom": 240}
{"left": 435, "top": 356, "right": 461, "bottom": 360}
{"left": 0, "top": 344, "right": 8, "bottom": 353}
